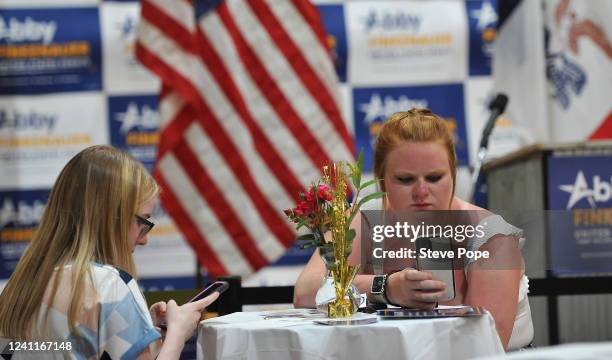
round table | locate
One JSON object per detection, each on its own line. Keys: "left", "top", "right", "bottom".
{"left": 197, "top": 310, "right": 504, "bottom": 360}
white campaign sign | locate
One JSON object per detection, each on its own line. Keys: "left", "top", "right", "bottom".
{"left": 346, "top": 0, "right": 467, "bottom": 86}
{"left": 0, "top": 93, "right": 108, "bottom": 189}
{"left": 100, "top": 2, "right": 159, "bottom": 95}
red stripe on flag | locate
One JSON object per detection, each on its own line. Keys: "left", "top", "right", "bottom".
{"left": 141, "top": 0, "right": 195, "bottom": 54}
{"left": 159, "top": 84, "right": 171, "bottom": 99}
{"left": 173, "top": 141, "right": 269, "bottom": 269}
{"left": 216, "top": 3, "right": 333, "bottom": 170}
{"left": 154, "top": 168, "right": 227, "bottom": 276}
{"left": 589, "top": 111, "right": 612, "bottom": 140}
{"left": 248, "top": 0, "right": 353, "bottom": 155}
{"left": 290, "top": 0, "right": 331, "bottom": 54}
{"left": 156, "top": 99, "right": 194, "bottom": 160}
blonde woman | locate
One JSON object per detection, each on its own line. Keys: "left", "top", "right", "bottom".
{"left": 0, "top": 145, "right": 218, "bottom": 359}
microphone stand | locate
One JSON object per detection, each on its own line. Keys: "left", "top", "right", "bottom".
{"left": 468, "top": 94, "right": 508, "bottom": 203}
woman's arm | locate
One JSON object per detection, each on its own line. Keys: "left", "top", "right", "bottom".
{"left": 294, "top": 216, "right": 374, "bottom": 308}
{"left": 143, "top": 293, "right": 219, "bottom": 359}
{"left": 293, "top": 248, "right": 376, "bottom": 308}
{"left": 293, "top": 248, "right": 326, "bottom": 308}
{"left": 294, "top": 214, "right": 446, "bottom": 308}
{"left": 464, "top": 234, "right": 522, "bottom": 349}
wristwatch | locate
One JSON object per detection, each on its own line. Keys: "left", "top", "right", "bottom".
{"left": 370, "top": 274, "right": 388, "bottom": 304}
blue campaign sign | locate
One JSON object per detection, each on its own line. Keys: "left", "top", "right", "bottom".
{"left": 466, "top": 0, "right": 498, "bottom": 76}
{"left": 0, "top": 7, "right": 102, "bottom": 94}
{"left": 0, "top": 189, "right": 49, "bottom": 279}
{"left": 108, "top": 95, "right": 160, "bottom": 171}
{"left": 353, "top": 84, "right": 469, "bottom": 173}
{"left": 317, "top": 4, "right": 348, "bottom": 83}
{"left": 548, "top": 155, "right": 612, "bottom": 210}
{"left": 547, "top": 155, "right": 612, "bottom": 275}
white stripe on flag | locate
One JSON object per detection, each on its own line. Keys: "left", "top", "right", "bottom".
{"left": 185, "top": 124, "right": 286, "bottom": 262}
{"left": 158, "top": 153, "right": 253, "bottom": 275}
{"left": 138, "top": 19, "right": 198, "bottom": 81}
{"left": 264, "top": 0, "right": 341, "bottom": 107}
{"left": 199, "top": 13, "right": 321, "bottom": 183}
{"left": 146, "top": 0, "right": 195, "bottom": 32}
{"left": 225, "top": 0, "right": 353, "bottom": 163}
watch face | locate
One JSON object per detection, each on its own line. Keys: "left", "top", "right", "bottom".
{"left": 372, "top": 275, "right": 385, "bottom": 293}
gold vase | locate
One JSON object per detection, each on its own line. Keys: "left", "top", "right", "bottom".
{"left": 324, "top": 163, "right": 360, "bottom": 318}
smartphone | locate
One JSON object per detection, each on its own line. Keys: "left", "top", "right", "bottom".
{"left": 415, "top": 237, "right": 455, "bottom": 301}
{"left": 158, "top": 281, "right": 229, "bottom": 330}
{"left": 188, "top": 281, "right": 230, "bottom": 303}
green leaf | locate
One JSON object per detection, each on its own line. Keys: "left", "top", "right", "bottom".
{"left": 296, "top": 233, "right": 315, "bottom": 241}
{"left": 299, "top": 242, "right": 315, "bottom": 250}
{"left": 358, "top": 178, "right": 381, "bottom": 191}
{"left": 353, "top": 150, "right": 364, "bottom": 188}
{"left": 345, "top": 228, "right": 356, "bottom": 242}
{"left": 356, "top": 191, "right": 385, "bottom": 209}
{"left": 347, "top": 192, "right": 385, "bottom": 225}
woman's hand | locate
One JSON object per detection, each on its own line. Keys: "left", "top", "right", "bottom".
{"left": 165, "top": 292, "right": 220, "bottom": 342}
{"left": 385, "top": 268, "right": 447, "bottom": 309}
{"left": 149, "top": 301, "right": 167, "bottom": 330}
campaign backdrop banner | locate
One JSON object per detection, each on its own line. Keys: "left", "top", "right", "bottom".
{"left": 353, "top": 83, "right": 469, "bottom": 172}
{"left": 0, "top": 7, "right": 102, "bottom": 94}
{"left": 108, "top": 94, "right": 159, "bottom": 171}
{"left": 0, "top": 92, "right": 107, "bottom": 189}
{"left": 100, "top": 1, "right": 159, "bottom": 94}
{"left": 0, "top": 189, "right": 49, "bottom": 279}
{"left": 11, "top": 0, "right": 608, "bottom": 287}
{"left": 346, "top": 0, "right": 468, "bottom": 86}
{"left": 547, "top": 154, "right": 612, "bottom": 275}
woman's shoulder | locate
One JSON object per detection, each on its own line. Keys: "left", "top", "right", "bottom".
{"left": 451, "top": 197, "right": 522, "bottom": 239}
{"left": 451, "top": 197, "right": 489, "bottom": 214}
{"left": 91, "top": 264, "right": 144, "bottom": 304}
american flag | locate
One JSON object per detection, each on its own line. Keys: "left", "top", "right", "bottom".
{"left": 136, "top": 0, "right": 354, "bottom": 277}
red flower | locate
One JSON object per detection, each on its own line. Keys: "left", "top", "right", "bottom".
{"left": 315, "top": 184, "right": 333, "bottom": 201}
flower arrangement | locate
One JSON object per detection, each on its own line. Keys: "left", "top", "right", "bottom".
{"left": 284, "top": 151, "right": 383, "bottom": 251}
{"left": 284, "top": 151, "right": 383, "bottom": 317}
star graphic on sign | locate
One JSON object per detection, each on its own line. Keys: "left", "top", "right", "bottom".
{"left": 559, "top": 171, "right": 595, "bottom": 209}
{"left": 471, "top": 1, "right": 498, "bottom": 30}
{"left": 120, "top": 16, "right": 136, "bottom": 39}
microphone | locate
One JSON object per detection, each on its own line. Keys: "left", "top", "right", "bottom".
{"left": 478, "top": 93, "right": 509, "bottom": 150}
{"left": 468, "top": 93, "right": 509, "bottom": 203}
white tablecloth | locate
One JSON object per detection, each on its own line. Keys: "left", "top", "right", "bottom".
{"left": 197, "top": 310, "right": 504, "bottom": 360}
{"left": 478, "top": 342, "right": 612, "bottom": 360}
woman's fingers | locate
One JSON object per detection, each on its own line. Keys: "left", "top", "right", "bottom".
{"left": 149, "top": 301, "right": 168, "bottom": 326}
{"left": 401, "top": 268, "right": 433, "bottom": 281}
{"left": 190, "top": 291, "right": 220, "bottom": 312}
{"left": 167, "top": 299, "right": 178, "bottom": 311}
{"left": 412, "top": 279, "right": 446, "bottom": 291}
{"left": 412, "top": 289, "right": 447, "bottom": 303}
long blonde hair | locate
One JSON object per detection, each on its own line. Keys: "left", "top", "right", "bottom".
{"left": 374, "top": 108, "right": 457, "bottom": 198}
{"left": 0, "top": 145, "right": 158, "bottom": 339}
